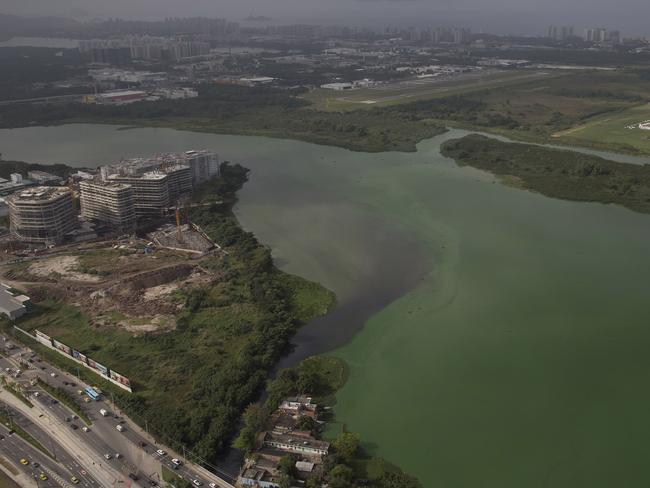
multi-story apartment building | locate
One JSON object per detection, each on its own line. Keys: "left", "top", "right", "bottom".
{"left": 107, "top": 172, "right": 170, "bottom": 219}
{"left": 7, "top": 187, "right": 77, "bottom": 244}
{"left": 79, "top": 180, "right": 137, "bottom": 233}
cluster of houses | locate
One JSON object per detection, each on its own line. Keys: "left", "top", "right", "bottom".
{"left": 237, "top": 396, "right": 330, "bottom": 488}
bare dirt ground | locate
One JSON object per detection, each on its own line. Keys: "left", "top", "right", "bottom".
{"left": 3, "top": 241, "right": 223, "bottom": 336}
{"left": 28, "top": 255, "right": 102, "bottom": 282}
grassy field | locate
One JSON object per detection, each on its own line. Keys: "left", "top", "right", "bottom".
{"left": 2, "top": 68, "right": 648, "bottom": 157}
{"left": 553, "top": 102, "right": 650, "bottom": 154}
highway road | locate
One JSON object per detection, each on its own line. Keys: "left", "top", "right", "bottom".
{"left": 0, "top": 421, "right": 79, "bottom": 488}
{"left": 0, "top": 337, "right": 236, "bottom": 488}
{"left": 0, "top": 402, "right": 97, "bottom": 487}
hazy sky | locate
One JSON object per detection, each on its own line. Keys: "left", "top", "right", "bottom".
{"left": 2, "top": 0, "right": 649, "bottom": 36}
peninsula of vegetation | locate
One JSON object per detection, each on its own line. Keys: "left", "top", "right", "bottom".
{"left": 441, "top": 134, "right": 650, "bottom": 214}
{"left": 1, "top": 163, "right": 338, "bottom": 462}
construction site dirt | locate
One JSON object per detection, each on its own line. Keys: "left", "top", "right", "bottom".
{"left": 2, "top": 235, "right": 223, "bottom": 336}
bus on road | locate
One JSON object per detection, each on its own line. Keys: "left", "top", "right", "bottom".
{"left": 84, "top": 386, "right": 101, "bottom": 401}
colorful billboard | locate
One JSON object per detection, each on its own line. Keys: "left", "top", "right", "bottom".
{"left": 52, "top": 339, "right": 72, "bottom": 356}
{"left": 87, "top": 357, "right": 108, "bottom": 376}
{"left": 94, "top": 361, "right": 109, "bottom": 376}
{"left": 109, "top": 370, "right": 132, "bottom": 390}
{"left": 72, "top": 349, "right": 88, "bottom": 365}
{"left": 34, "top": 330, "right": 53, "bottom": 347}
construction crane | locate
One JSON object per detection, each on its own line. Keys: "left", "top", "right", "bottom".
{"left": 175, "top": 205, "right": 184, "bottom": 244}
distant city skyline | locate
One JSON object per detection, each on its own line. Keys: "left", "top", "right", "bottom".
{"left": 1, "top": 0, "right": 649, "bottom": 37}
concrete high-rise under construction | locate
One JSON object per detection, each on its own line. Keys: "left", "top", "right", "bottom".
{"left": 79, "top": 180, "right": 136, "bottom": 233}
{"left": 108, "top": 172, "right": 170, "bottom": 219}
{"left": 7, "top": 187, "right": 77, "bottom": 244}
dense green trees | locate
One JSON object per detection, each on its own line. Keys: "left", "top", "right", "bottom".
{"left": 442, "top": 134, "right": 650, "bottom": 215}
{"left": 332, "top": 432, "right": 361, "bottom": 463}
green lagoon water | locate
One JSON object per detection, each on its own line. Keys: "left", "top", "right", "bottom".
{"left": 2, "top": 125, "right": 650, "bottom": 487}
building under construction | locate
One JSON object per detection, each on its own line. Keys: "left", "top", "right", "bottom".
{"left": 100, "top": 157, "right": 193, "bottom": 220}
{"left": 107, "top": 172, "right": 170, "bottom": 219}
{"left": 102, "top": 150, "right": 219, "bottom": 187}
{"left": 79, "top": 180, "right": 137, "bottom": 233}
{"left": 7, "top": 187, "right": 77, "bottom": 244}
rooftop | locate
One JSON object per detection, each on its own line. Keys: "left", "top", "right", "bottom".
{"left": 81, "top": 179, "right": 132, "bottom": 191}
{"left": 108, "top": 172, "right": 168, "bottom": 181}
{"left": 0, "top": 283, "right": 29, "bottom": 315}
{"left": 264, "top": 432, "right": 330, "bottom": 452}
{"left": 8, "top": 187, "right": 71, "bottom": 203}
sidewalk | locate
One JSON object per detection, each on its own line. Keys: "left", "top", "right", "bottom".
{"left": 0, "top": 459, "right": 35, "bottom": 488}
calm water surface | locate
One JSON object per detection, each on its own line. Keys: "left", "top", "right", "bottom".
{"left": 1, "top": 124, "right": 650, "bottom": 487}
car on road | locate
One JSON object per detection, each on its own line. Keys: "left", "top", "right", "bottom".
{"left": 104, "top": 453, "right": 112, "bottom": 460}
{"left": 171, "top": 458, "right": 181, "bottom": 467}
{"left": 32, "top": 463, "right": 39, "bottom": 468}
{"left": 156, "top": 449, "right": 166, "bottom": 456}
{"left": 33, "top": 392, "right": 39, "bottom": 397}
{"left": 50, "top": 372, "right": 56, "bottom": 377}
{"left": 115, "top": 453, "right": 122, "bottom": 459}
{"left": 193, "top": 481, "right": 202, "bottom": 487}
{"left": 70, "top": 476, "right": 79, "bottom": 484}
{"left": 39, "top": 473, "right": 47, "bottom": 481}
{"left": 128, "top": 473, "right": 138, "bottom": 481}
{"left": 209, "top": 483, "right": 217, "bottom": 488}
{"left": 116, "top": 424, "right": 125, "bottom": 432}
{"left": 82, "top": 426, "right": 89, "bottom": 432}
{"left": 70, "top": 424, "right": 78, "bottom": 430}
{"left": 19, "top": 458, "right": 28, "bottom": 465}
